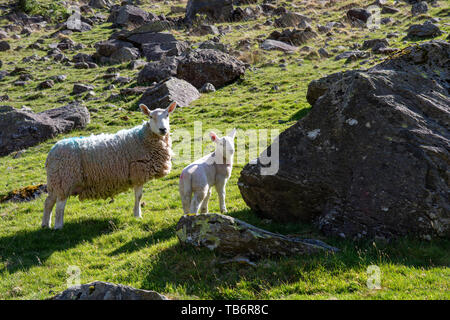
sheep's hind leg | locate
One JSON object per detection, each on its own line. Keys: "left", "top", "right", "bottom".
{"left": 199, "top": 188, "right": 212, "bottom": 214}
{"left": 54, "top": 198, "right": 68, "bottom": 230}
{"left": 134, "top": 185, "right": 143, "bottom": 218}
{"left": 190, "top": 190, "right": 206, "bottom": 214}
{"left": 42, "top": 193, "right": 56, "bottom": 228}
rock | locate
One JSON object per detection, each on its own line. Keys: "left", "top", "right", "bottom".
{"left": 66, "top": 11, "right": 92, "bottom": 32}
{"left": 268, "top": 27, "right": 318, "bottom": 46}
{"left": 0, "top": 103, "right": 90, "bottom": 156}
{"left": 334, "top": 50, "right": 369, "bottom": 62}
{"left": 238, "top": 40, "right": 450, "bottom": 240}
{"left": 72, "top": 83, "right": 94, "bottom": 95}
{"left": 0, "top": 184, "right": 47, "bottom": 203}
{"left": 52, "top": 281, "right": 168, "bottom": 300}
{"left": 108, "top": 4, "right": 157, "bottom": 28}
{"left": 137, "top": 56, "right": 179, "bottom": 84}
{"left": 72, "top": 53, "right": 94, "bottom": 63}
{"left": 412, "top": 1, "right": 428, "bottom": 15}
{"left": 176, "top": 49, "right": 246, "bottom": 89}
{"left": 406, "top": 22, "right": 442, "bottom": 39}
{"left": 275, "top": 12, "right": 311, "bottom": 28}
{"left": 138, "top": 77, "right": 200, "bottom": 110}
{"left": 318, "top": 48, "right": 330, "bottom": 58}
{"left": 95, "top": 39, "right": 135, "bottom": 57}
{"left": 185, "top": 0, "right": 234, "bottom": 24}
{"left": 176, "top": 213, "right": 338, "bottom": 258}
{"left": 361, "top": 38, "right": 389, "bottom": 53}
{"left": 200, "top": 82, "right": 216, "bottom": 93}
{"left": 0, "top": 41, "right": 10, "bottom": 51}
{"left": 0, "top": 30, "right": 8, "bottom": 39}
{"left": 346, "top": 8, "right": 371, "bottom": 23}
{"left": 88, "top": 0, "right": 113, "bottom": 9}
{"left": 381, "top": 6, "right": 400, "bottom": 14}
{"left": 138, "top": 34, "right": 188, "bottom": 62}
{"left": 37, "top": 80, "right": 54, "bottom": 89}
{"left": 191, "top": 24, "right": 219, "bottom": 36}
{"left": 110, "top": 46, "right": 140, "bottom": 63}
{"left": 260, "top": 39, "right": 297, "bottom": 53}
{"left": 198, "top": 40, "right": 229, "bottom": 53}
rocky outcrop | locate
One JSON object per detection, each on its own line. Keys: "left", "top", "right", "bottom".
{"left": 176, "top": 49, "right": 246, "bottom": 89}
{"left": 107, "top": 4, "right": 158, "bottom": 28}
{"left": 138, "top": 77, "right": 200, "bottom": 110}
{"left": 185, "top": 0, "right": 234, "bottom": 24}
{"left": 176, "top": 213, "right": 338, "bottom": 258}
{"left": 0, "top": 103, "right": 90, "bottom": 157}
{"left": 238, "top": 41, "right": 450, "bottom": 240}
{"left": 52, "top": 281, "right": 168, "bottom": 300}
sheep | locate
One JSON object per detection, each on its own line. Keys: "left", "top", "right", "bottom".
{"left": 42, "top": 102, "right": 177, "bottom": 230}
{"left": 179, "top": 129, "right": 236, "bottom": 214}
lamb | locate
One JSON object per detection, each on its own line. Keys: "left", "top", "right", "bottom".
{"left": 179, "top": 129, "right": 236, "bottom": 214}
{"left": 42, "top": 102, "right": 177, "bottom": 230}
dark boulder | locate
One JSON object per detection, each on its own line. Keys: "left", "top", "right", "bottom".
{"left": 346, "top": 8, "right": 371, "bottom": 23}
{"left": 137, "top": 56, "right": 180, "bottom": 84}
{"left": 406, "top": 22, "right": 443, "bottom": 39}
{"left": 268, "top": 27, "right": 318, "bottom": 46}
{"left": 0, "top": 103, "right": 90, "bottom": 157}
{"left": 185, "top": 0, "right": 234, "bottom": 24}
{"left": 107, "top": 4, "right": 158, "bottom": 28}
{"left": 176, "top": 49, "right": 246, "bottom": 89}
{"left": 238, "top": 41, "right": 450, "bottom": 240}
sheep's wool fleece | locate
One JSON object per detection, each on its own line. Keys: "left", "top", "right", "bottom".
{"left": 46, "top": 123, "right": 172, "bottom": 200}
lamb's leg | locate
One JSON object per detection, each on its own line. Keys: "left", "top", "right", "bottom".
{"left": 190, "top": 189, "right": 207, "bottom": 214}
{"left": 134, "top": 185, "right": 143, "bottom": 218}
{"left": 54, "top": 198, "right": 68, "bottom": 230}
{"left": 181, "top": 192, "right": 192, "bottom": 215}
{"left": 199, "top": 188, "right": 212, "bottom": 214}
{"left": 42, "top": 193, "right": 56, "bottom": 228}
{"left": 179, "top": 175, "right": 192, "bottom": 215}
{"left": 215, "top": 179, "right": 227, "bottom": 213}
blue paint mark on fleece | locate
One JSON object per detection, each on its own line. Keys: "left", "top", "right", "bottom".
{"left": 50, "top": 136, "right": 85, "bottom": 152}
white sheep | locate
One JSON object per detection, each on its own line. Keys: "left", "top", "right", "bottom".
{"left": 179, "top": 129, "right": 236, "bottom": 214}
{"left": 42, "top": 102, "right": 177, "bottom": 229}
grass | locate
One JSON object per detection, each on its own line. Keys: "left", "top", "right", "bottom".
{"left": 0, "top": 0, "right": 449, "bottom": 299}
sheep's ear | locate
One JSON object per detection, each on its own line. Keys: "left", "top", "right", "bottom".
{"left": 228, "top": 128, "right": 237, "bottom": 139}
{"left": 210, "top": 131, "right": 218, "bottom": 142}
{"left": 166, "top": 102, "right": 177, "bottom": 114}
{"left": 140, "top": 104, "right": 151, "bottom": 117}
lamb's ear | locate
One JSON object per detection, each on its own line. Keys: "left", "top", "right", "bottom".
{"left": 166, "top": 102, "right": 177, "bottom": 114}
{"left": 228, "top": 128, "right": 237, "bottom": 139}
{"left": 140, "top": 104, "right": 151, "bottom": 117}
{"left": 210, "top": 131, "right": 218, "bottom": 142}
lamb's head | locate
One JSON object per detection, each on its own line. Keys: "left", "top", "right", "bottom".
{"left": 140, "top": 102, "right": 177, "bottom": 136}
{"left": 210, "top": 128, "right": 236, "bottom": 164}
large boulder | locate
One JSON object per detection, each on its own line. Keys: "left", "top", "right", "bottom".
{"left": 185, "top": 0, "right": 234, "bottom": 24}
{"left": 238, "top": 41, "right": 450, "bottom": 240}
{"left": 406, "top": 22, "right": 443, "bottom": 39}
{"left": 137, "top": 56, "right": 180, "bottom": 84}
{"left": 176, "top": 213, "right": 338, "bottom": 258}
{"left": 128, "top": 32, "right": 188, "bottom": 61}
{"left": 275, "top": 12, "right": 311, "bottom": 28}
{"left": 138, "top": 77, "right": 200, "bottom": 110}
{"left": 107, "top": 4, "right": 158, "bottom": 28}
{"left": 52, "top": 281, "right": 168, "bottom": 300}
{"left": 268, "top": 27, "right": 318, "bottom": 46}
{"left": 0, "top": 103, "right": 90, "bottom": 157}
{"left": 176, "top": 49, "right": 246, "bottom": 89}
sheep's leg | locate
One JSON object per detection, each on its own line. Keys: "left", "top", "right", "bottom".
{"left": 181, "top": 192, "right": 192, "bottom": 215}
{"left": 215, "top": 180, "right": 227, "bottom": 213}
{"left": 54, "top": 198, "right": 68, "bottom": 230}
{"left": 190, "top": 190, "right": 206, "bottom": 214}
{"left": 41, "top": 193, "right": 56, "bottom": 228}
{"left": 134, "top": 185, "right": 143, "bottom": 218}
{"left": 199, "top": 188, "right": 212, "bottom": 214}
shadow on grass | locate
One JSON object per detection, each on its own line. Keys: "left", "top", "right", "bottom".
{"left": 0, "top": 218, "right": 118, "bottom": 274}
{"left": 136, "top": 210, "right": 449, "bottom": 298}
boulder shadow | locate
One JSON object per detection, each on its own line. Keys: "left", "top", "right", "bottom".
{"left": 0, "top": 218, "right": 119, "bottom": 274}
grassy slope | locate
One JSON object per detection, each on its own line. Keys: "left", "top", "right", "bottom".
{"left": 0, "top": 0, "right": 449, "bottom": 299}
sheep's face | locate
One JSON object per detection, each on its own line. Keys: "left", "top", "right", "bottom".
{"left": 210, "top": 129, "right": 236, "bottom": 164}
{"left": 140, "top": 102, "right": 177, "bottom": 136}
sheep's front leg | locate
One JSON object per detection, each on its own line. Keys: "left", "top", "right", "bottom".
{"left": 200, "top": 188, "right": 212, "bottom": 214}
{"left": 215, "top": 179, "right": 228, "bottom": 213}
{"left": 190, "top": 189, "right": 207, "bottom": 214}
{"left": 42, "top": 193, "right": 56, "bottom": 228}
{"left": 54, "top": 198, "right": 68, "bottom": 230}
{"left": 134, "top": 185, "right": 143, "bottom": 218}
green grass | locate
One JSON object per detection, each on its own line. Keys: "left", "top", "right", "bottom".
{"left": 0, "top": 0, "right": 449, "bottom": 299}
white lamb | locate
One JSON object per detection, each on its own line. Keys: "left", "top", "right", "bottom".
{"left": 179, "top": 129, "right": 236, "bottom": 214}
{"left": 42, "top": 102, "right": 177, "bottom": 230}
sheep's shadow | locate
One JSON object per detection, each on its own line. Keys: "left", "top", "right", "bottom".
{"left": 109, "top": 224, "right": 175, "bottom": 256}
{"left": 0, "top": 218, "right": 118, "bottom": 274}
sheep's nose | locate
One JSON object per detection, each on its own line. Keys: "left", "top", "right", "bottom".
{"left": 159, "top": 128, "right": 167, "bottom": 134}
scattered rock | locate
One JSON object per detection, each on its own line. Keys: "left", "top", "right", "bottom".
{"left": 52, "top": 281, "right": 168, "bottom": 300}
{"left": 137, "top": 56, "right": 179, "bottom": 84}
{"left": 346, "top": 8, "right": 371, "bottom": 23}
{"left": 72, "top": 83, "right": 94, "bottom": 95}
{"left": 238, "top": 41, "right": 450, "bottom": 240}
{"left": 0, "top": 103, "right": 90, "bottom": 156}
{"left": 138, "top": 77, "right": 200, "bottom": 109}
{"left": 268, "top": 27, "right": 318, "bottom": 46}
{"left": 37, "top": 80, "right": 54, "bottom": 89}
{"left": 176, "top": 213, "right": 338, "bottom": 258}
{"left": 411, "top": 1, "right": 428, "bottom": 15}
{"left": 0, "top": 184, "right": 47, "bottom": 203}
{"left": 275, "top": 12, "right": 311, "bottom": 28}
{"left": 108, "top": 4, "right": 158, "bottom": 28}
{"left": 200, "top": 82, "right": 216, "bottom": 93}
{"left": 0, "top": 40, "right": 10, "bottom": 51}
{"left": 260, "top": 39, "right": 297, "bottom": 53}
{"left": 185, "top": 0, "right": 234, "bottom": 24}
{"left": 406, "top": 22, "right": 442, "bottom": 39}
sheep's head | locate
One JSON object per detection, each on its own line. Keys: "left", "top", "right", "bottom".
{"left": 210, "top": 128, "right": 236, "bottom": 164}
{"left": 140, "top": 102, "right": 177, "bottom": 136}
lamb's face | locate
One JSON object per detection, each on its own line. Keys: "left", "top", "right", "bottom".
{"left": 210, "top": 129, "right": 237, "bottom": 164}
{"left": 139, "top": 102, "right": 177, "bottom": 136}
